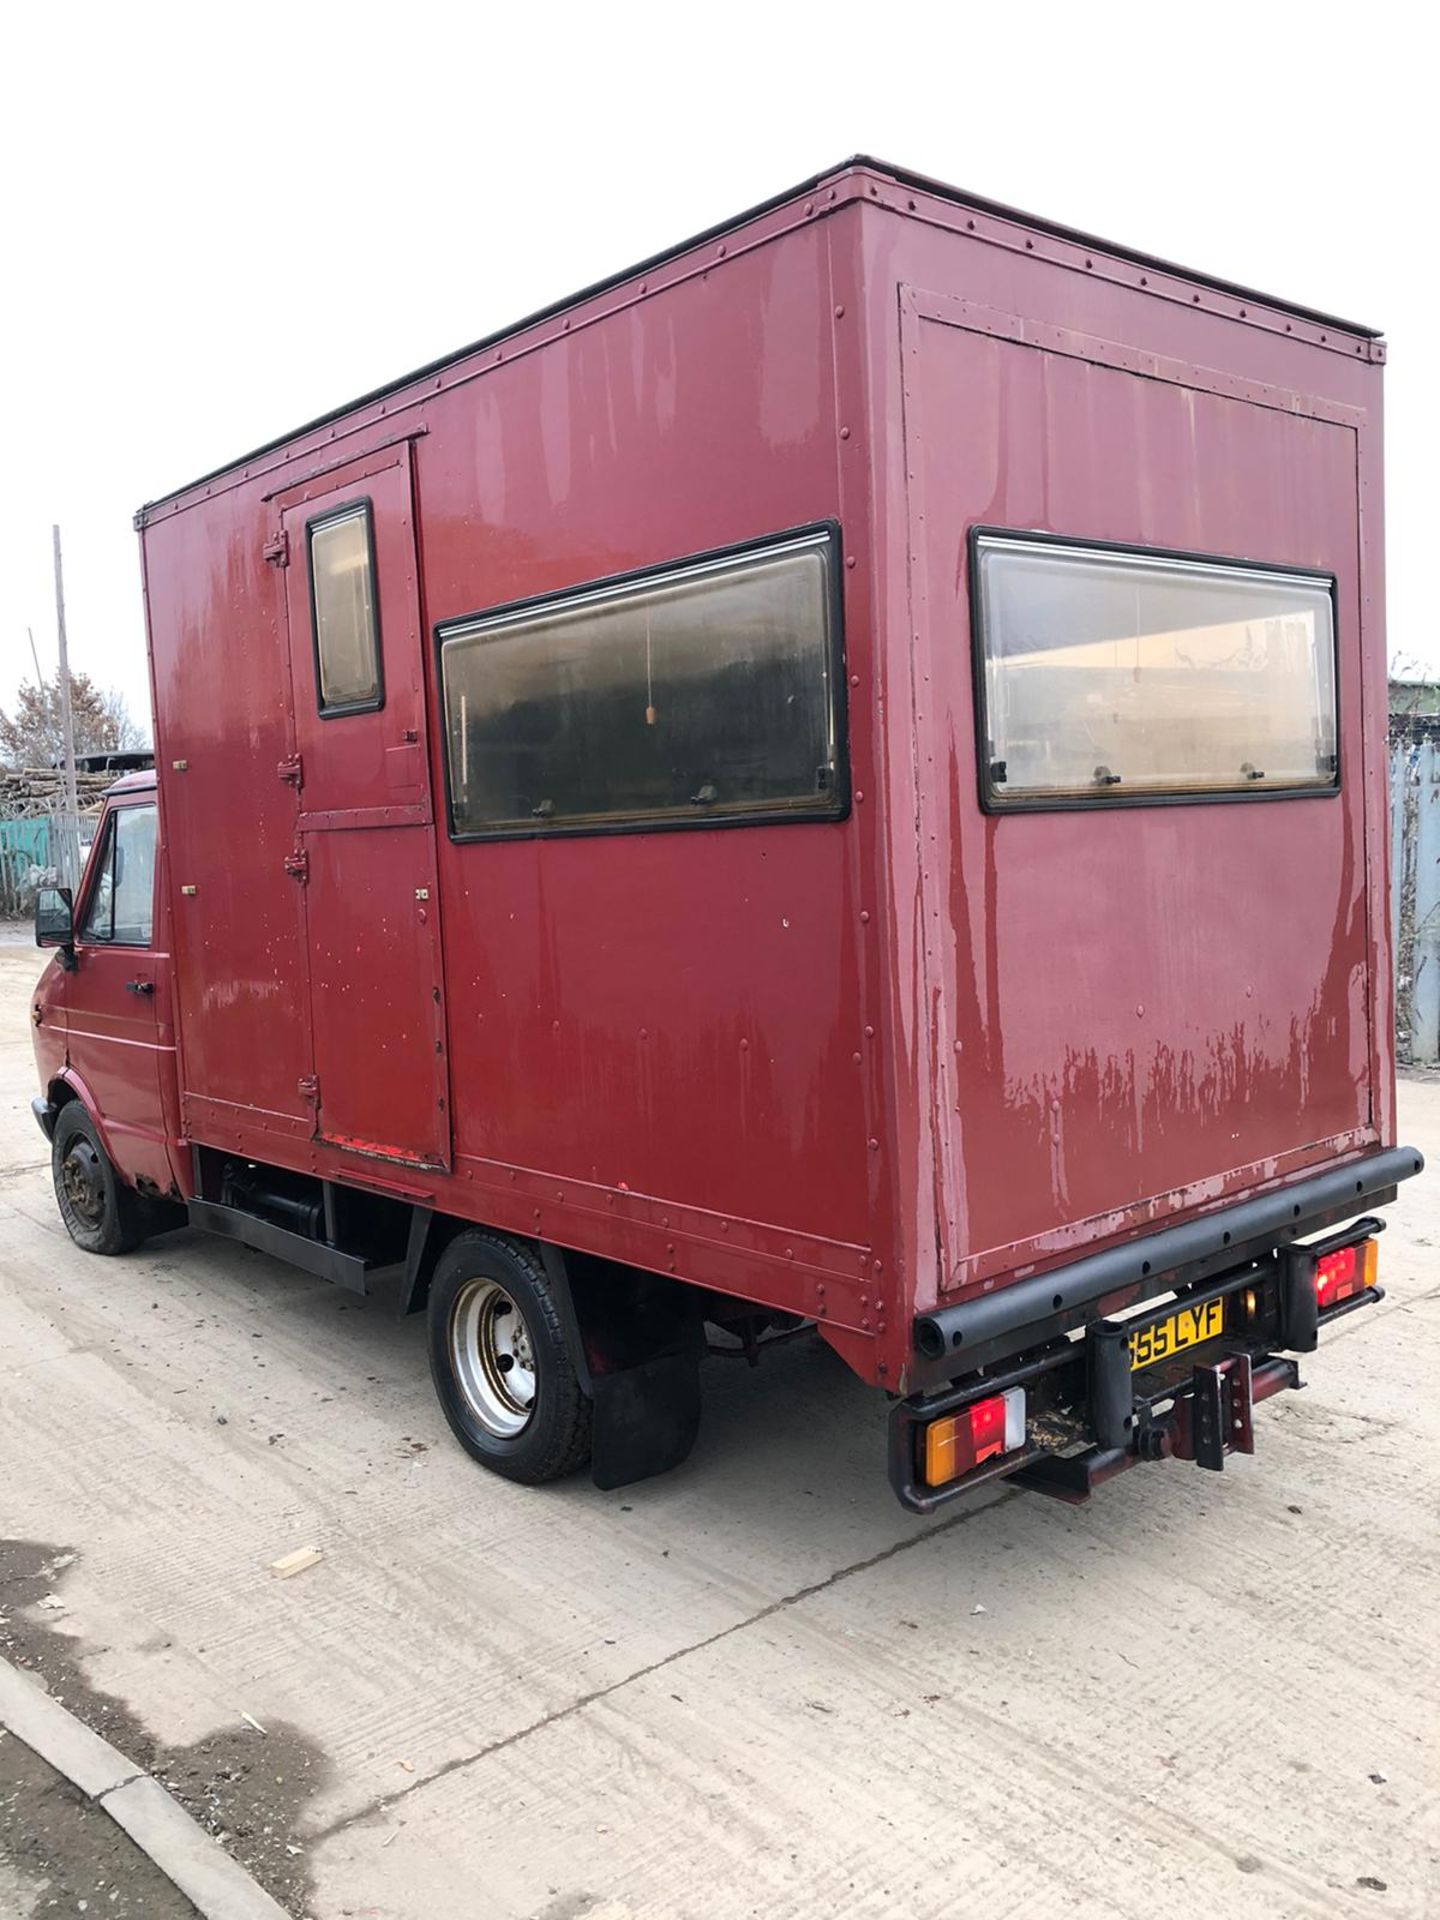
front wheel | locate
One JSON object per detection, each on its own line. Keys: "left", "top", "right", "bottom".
{"left": 51, "top": 1104, "right": 151, "bottom": 1255}
{"left": 427, "top": 1231, "right": 592, "bottom": 1484}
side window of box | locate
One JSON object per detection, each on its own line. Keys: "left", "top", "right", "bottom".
{"left": 308, "top": 501, "right": 383, "bottom": 716}
{"left": 437, "top": 526, "right": 845, "bottom": 838}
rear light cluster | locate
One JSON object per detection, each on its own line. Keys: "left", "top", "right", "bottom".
{"left": 916, "top": 1237, "right": 1378, "bottom": 1492}
{"left": 1315, "top": 1238, "right": 1378, "bottom": 1311}
{"left": 922, "top": 1386, "right": 1025, "bottom": 1488}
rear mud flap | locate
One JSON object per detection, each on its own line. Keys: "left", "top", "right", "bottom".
{"left": 538, "top": 1245, "right": 704, "bottom": 1491}
{"left": 591, "top": 1352, "right": 702, "bottom": 1490}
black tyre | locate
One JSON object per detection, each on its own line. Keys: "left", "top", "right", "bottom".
{"left": 51, "top": 1103, "right": 151, "bottom": 1256}
{"left": 427, "top": 1231, "right": 592, "bottom": 1484}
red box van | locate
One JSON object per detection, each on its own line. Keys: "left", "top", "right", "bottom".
{"left": 31, "top": 158, "right": 1421, "bottom": 1509}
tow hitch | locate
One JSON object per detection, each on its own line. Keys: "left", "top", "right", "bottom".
{"left": 1143, "top": 1352, "right": 1302, "bottom": 1472}
{"left": 1182, "top": 1352, "right": 1255, "bottom": 1469}
{"left": 1010, "top": 1354, "right": 1304, "bottom": 1505}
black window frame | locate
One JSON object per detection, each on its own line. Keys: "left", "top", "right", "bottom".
{"left": 306, "top": 496, "right": 385, "bottom": 719}
{"left": 434, "top": 520, "right": 850, "bottom": 844}
{"left": 967, "top": 525, "right": 1342, "bottom": 816}
{"left": 77, "top": 800, "right": 158, "bottom": 949}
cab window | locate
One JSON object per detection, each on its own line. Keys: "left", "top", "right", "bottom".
{"left": 81, "top": 804, "right": 157, "bottom": 946}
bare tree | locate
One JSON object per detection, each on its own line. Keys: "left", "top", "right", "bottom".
{"left": 1388, "top": 652, "right": 1440, "bottom": 719}
{"left": 0, "top": 671, "right": 150, "bottom": 770}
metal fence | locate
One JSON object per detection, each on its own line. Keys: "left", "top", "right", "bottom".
{"left": 0, "top": 809, "right": 89, "bottom": 918}
{"left": 0, "top": 818, "right": 50, "bottom": 917}
{"left": 1391, "top": 730, "right": 1440, "bottom": 1066}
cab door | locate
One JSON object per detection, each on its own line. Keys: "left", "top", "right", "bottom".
{"left": 277, "top": 448, "right": 450, "bottom": 1169}
{"left": 64, "top": 796, "right": 177, "bottom": 1192}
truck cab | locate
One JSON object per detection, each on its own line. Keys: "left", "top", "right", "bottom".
{"left": 32, "top": 771, "right": 186, "bottom": 1248}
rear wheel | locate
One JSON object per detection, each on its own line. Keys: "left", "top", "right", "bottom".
{"left": 51, "top": 1104, "right": 151, "bottom": 1256}
{"left": 427, "top": 1231, "right": 592, "bottom": 1483}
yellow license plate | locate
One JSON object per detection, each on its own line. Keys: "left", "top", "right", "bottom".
{"left": 1129, "top": 1296, "right": 1224, "bottom": 1371}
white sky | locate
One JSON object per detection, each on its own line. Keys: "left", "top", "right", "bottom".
{"left": 1, "top": 1, "right": 1431, "bottom": 735}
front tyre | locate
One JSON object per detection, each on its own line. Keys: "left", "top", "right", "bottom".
{"left": 51, "top": 1103, "right": 151, "bottom": 1255}
{"left": 427, "top": 1231, "right": 592, "bottom": 1484}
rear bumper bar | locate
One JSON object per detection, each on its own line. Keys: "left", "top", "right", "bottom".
{"left": 891, "top": 1203, "right": 1410, "bottom": 1514}
{"left": 912, "top": 1143, "right": 1423, "bottom": 1382}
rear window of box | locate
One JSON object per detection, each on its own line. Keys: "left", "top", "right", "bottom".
{"left": 972, "top": 532, "right": 1339, "bottom": 809}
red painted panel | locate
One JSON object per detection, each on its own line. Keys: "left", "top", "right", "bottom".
{"left": 439, "top": 823, "right": 864, "bottom": 1231}
{"left": 301, "top": 824, "right": 448, "bottom": 1167}
{"left": 419, "top": 226, "right": 875, "bottom": 1246}
{"left": 141, "top": 211, "right": 881, "bottom": 1306}
{"left": 901, "top": 309, "right": 1374, "bottom": 1291}
{"left": 141, "top": 496, "right": 312, "bottom": 1129}
{"left": 279, "top": 455, "right": 449, "bottom": 1167}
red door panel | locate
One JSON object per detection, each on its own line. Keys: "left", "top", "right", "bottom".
{"left": 302, "top": 826, "right": 448, "bottom": 1166}
{"left": 64, "top": 799, "right": 177, "bottom": 1192}
{"left": 279, "top": 450, "right": 450, "bottom": 1169}
{"left": 285, "top": 456, "right": 428, "bottom": 821}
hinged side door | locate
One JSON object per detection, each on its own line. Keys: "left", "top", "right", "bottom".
{"left": 276, "top": 447, "right": 450, "bottom": 1170}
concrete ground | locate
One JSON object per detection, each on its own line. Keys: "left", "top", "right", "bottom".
{"left": 0, "top": 1727, "right": 198, "bottom": 1919}
{"left": 1, "top": 939, "right": 1437, "bottom": 1920}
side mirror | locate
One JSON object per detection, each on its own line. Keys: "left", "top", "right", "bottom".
{"left": 35, "top": 886, "right": 77, "bottom": 968}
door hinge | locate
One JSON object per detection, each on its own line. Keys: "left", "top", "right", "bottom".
{"left": 263, "top": 530, "right": 290, "bottom": 568}
{"left": 283, "top": 848, "right": 310, "bottom": 883}
{"left": 297, "top": 1073, "right": 320, "bottom": 1104}
{"left": 277, "top": 753, "right": 304, "bottom": 788}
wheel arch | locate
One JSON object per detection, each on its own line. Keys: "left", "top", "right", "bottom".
{"left": 416, "top": 1221, "right": 705, "bottom": 1491}
{"left": 47, "top": 1070, "right": 119, "bottom": 1164}
{"left": 398, "top": 1207, "right": 472, "bottom": 1318}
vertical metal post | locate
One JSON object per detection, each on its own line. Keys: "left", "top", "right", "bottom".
{"left": 52, "top": 527, "right": 79, "bottom": 816}
{"left": 1414, "top": 738, "right": 1440, "bottom": 1064}
{"left": 52, "top": 525, "right": 81, "bottom": 886}
{"left": 1389, "top": 730, "right": 1440, "bottom": 1068}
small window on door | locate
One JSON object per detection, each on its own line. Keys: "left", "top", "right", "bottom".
{"left": 308, "top": 501, "right": 383, "bottom": 715}
{"left": 81, "top": 804, "right": 157, "bottom": 946}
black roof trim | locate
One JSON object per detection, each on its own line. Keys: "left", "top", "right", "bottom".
{"left": 139, "top": 155, "right": 1382, "bottom": 517}
{"left": 864, "top": 155, "right": 1382, "bottom": 337}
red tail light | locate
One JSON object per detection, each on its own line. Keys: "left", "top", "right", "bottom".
{"left": 922, "top": 1388, "right": 1026, "bottom": 1487}
{"left": 1315, "top": 1239, "right": 1377, "bottom": 1311}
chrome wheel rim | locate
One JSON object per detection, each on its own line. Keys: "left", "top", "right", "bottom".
{"left": 449, "top": 1279, "right": 537, "bottom": 1438}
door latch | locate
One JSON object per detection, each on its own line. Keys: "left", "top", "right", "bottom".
{"left": 125, "top": 979, "right": 156, "bottom": 996}
{"left": 277, "top": 754, "right": 303, "bottom": 788}
{"left": 297, "top": 1074, "right": 319, "bottom": 1104}
{"left": 263, "top": 530, "right": 289, "bottom": 568}
{"left": 283, "top": 849, "right": 310, "bottom": 883}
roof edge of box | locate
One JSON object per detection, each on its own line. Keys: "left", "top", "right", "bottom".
{"left": 136, "top": 154, "right": 1383, "bottom": 525}
{"left": 850, "top": 155, "right": 1383, "bottom": 342}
